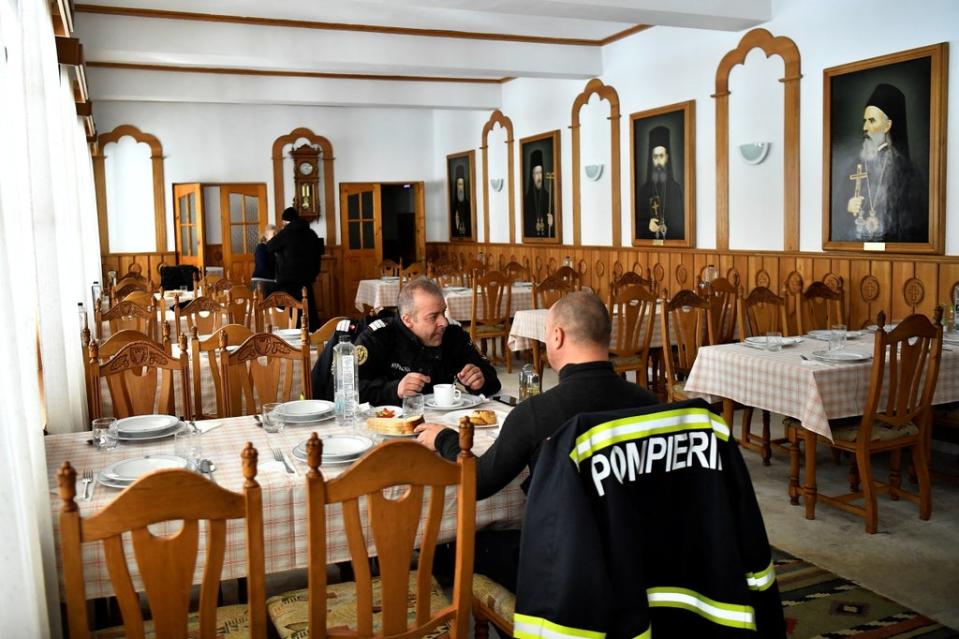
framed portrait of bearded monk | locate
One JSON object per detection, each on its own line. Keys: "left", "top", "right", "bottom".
{"left": 630, "top": 100, "right": 696, "bottom": 247}
{"left": 447, "top": 150, "right": 476, "bottom": 242}
{"left": 823, "top": 43, "right": 947, "bottom": 254}
{"left": 520, "top": 130, "right": 562, "bottom": 244}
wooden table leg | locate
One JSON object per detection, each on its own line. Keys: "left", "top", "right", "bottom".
{"left": 788, "top": 424, "right": 800, "bottom": 506}
{"left": 802, "top": 429, "right": 818, "bottom": 520}
{"left": 722, "top": 398, "right": 734, "bottom": 430}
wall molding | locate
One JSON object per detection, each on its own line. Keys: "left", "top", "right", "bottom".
{"left": 271, "top": 128, "right": 336, "bottom": 245}
{"left": 92, "top": 124, "right": 167, "bottom": 254}
{"left": 571, "top": 78, "right": 622, "bottom": 247}
{"left": 713, "top": 27, "right": 802, "bottom": 251}
{"left": 480, "top": 110, "right": 516, "bottom": 244}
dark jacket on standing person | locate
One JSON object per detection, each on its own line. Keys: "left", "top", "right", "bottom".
{"left": 434, "top": 360, "right": 658, "bottom": 499}
{"left": 266, "top": 218, "right": 323, "bottom": 285}
{"left": 252, "top": 242, "right": 275, "bottom": 280}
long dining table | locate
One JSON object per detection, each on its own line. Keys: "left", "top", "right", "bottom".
{"left": 683, "top": 332, "right": 959, "bottom": 440}
{"left": 45, "top": 406, "right": 526, "bottom": 600}
{"left": 354, "top": 278, "right": 536, "bottom": 322}
{"left": 507, "top": 303, "right": 668, "bottom": 353}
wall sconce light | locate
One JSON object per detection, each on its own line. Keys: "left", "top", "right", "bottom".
{"left": 738, "top": 142, "right": 771, "bottom": 165}
{"left": 584, "top": 164, "right": 604, "bottom": 181}
{"left": 490, "top": 178, "right": 504, "bottom": 192}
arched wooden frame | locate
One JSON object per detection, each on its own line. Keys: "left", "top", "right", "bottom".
{"left": 571, "top": 79, "right": 622, "bottom": 247}
{"left": 271, "top": 128, "right": 336, "bottom": 244}
{"left": 480, "top": 110, "right": 516, "bottom": 244}
{"left": 714, "top": 28, "right": 801, "bottom": 251}
{"left": 92, "top": 125, "right": 167, "bottom": 254}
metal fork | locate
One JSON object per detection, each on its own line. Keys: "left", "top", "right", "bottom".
{"left": 272, "top": 447, "right": 295, "bottom": 474}
{"left": 81, "top": 469, "right": 94, "bottom": 501}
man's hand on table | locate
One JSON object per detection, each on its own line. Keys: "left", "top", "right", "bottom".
{"left": 397, "top": 373, "right": 430, "bottom": 398}
{"left": 457, "top": 364, "right": 484, "bottom": 391}
{"left": 414, "top": 422, "right": 448, "bottom": 451}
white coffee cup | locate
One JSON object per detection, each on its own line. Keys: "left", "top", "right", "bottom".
{"left": 433, "top": 384, "right": 462, "bottom": 407}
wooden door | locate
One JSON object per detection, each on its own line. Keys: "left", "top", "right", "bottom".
{"left": 220, "top": 184, "right": 267, "bottom": 283}
{"left": 340, "top": 183, "right": 382, "bottom": 310}
{"left": 173, "top": 183, "right": 205, "bottom": 271}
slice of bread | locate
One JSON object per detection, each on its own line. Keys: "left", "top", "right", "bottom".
{"left": 366, "top": 414, "right": 425, "bottom": 435}
{"left": 469, "top": 409, "right": 498, "bottom": 426}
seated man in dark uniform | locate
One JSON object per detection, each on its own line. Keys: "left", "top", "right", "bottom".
{"left": 354, "top": 277, "right": 501, "bottom": 404}
{"left": 415, "top": 291, "right": 659, "bottom": 591}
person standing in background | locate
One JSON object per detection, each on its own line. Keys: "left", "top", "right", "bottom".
{"left": 267, "top": 207, "right": 324, "bottom": 330}
{"left": 251, "top": 223, "right": 277, "bottom": 297}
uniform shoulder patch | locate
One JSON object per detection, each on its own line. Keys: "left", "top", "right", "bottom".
{"left": 336, "top": 319, "right": 352, "bottom": 332}
{"left": 355, "top": 344, "right": 368, "bottom": 366}
{"left": 369, "top": 319, "right": 386, "bottom": 331}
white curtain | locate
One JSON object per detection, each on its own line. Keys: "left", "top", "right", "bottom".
{"left": 0, "top": 0, "right": 104, "bottom": 633}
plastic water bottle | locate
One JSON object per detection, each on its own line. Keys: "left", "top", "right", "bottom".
{"left": 334, "top": 336, "right": 359, "bottom": 430}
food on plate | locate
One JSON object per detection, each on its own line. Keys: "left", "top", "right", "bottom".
{"left": 375, "top": 407, "right": 396, "bottom": 418}
{"left": 366, "top": 414, "right": 424, "bottom": 435}
{"left": 468, "top": 409, "right": 498, "bottom": 426}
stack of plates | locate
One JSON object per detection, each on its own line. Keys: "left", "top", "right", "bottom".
{"left": 116, "top": 415, "right": 182, "bottom": 441}
{"left": 744, "top": 336, "right": 804, "bottom": 348}
{"left": 809, "top": 350, "right": 872, "bottom": 363}
{"left": 808, "top": 329, "right": 865, "bottom": 340}
{"left": 276, "top": 399, "right": 335, "bottom": 425}
{"left": 423, "top": 393, "right": 483, "bottom": 411}
{"left": 98, "top": 454, "right": 190, "bottom": 488}
{"left": 292, "top": 435, "right": 373, "bottom": 466}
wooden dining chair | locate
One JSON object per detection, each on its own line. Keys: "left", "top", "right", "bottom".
{"left": 400, "top": 261, "right": 426, "bottom": 285}
{"left": 95, "top": 298, "right": 159, "bottom": 341}
{"left": 121, "top": 289, "right": 155, "bottom": 310}
{"left": 265, "top": 425, "right": 476, "bottom": 639}
{"left": 733, "top": 286, "right": 792, "bottom": 464}
{"left": 785, "top": 309, "right": 944, "bottom": 533}
{"left": 191, "top": 324, "right": 255, "bottom": 419}
{"left": 309, "top": 316, "right": 349, "bottom": 351}
{"left": 660, "top": 289, "right": 714, "bottom": 402}
{"left": 253, "top": 288, "right": 308, "bottom": 332}
{"left": 502, "top": 260, "right": 530, "bottom": 282}
{"left": 378, "top": 259, "right": 401, "bottom": 277}
{"left": 529, "top": 276, "right": 573, "bottom": 375}
{"left": 470, "top": 270, "right": 513, "bottom": 373}
{"left": 111, "top": 278, "right": 152, "bottom": 304}
{"left": 552, "top": 265, "right": 583, "bottom": 290}
{"left": 609, "top": 270, "right": 652, "bottom": 300}
{"left": 226, "top": 284, "right": 256, "bottom": 327}
{"left": 174, "top": 295, "right": 230, "bottom": 341}
{"left": 608, "top": 284, "right": 658, "bottom": 387}
{"left": 463, "top": 258, "right": 487, "bottom": 288}
{"left": 797, "top": 280, "right": 845, "bottom": 333}
{"left": 57, "top": 445, "right": 266, "bottom": 638}
{"left": 704, "top": 276, "right": 740, "bottom": 345}
{"left": 207, "top": 276, "right": 238, "bottom": 302}
{"left": 88, "top": 334, "right": 192, "bottom": 420}
{"left": 219, "top": 329, "right": 311, "bottom": 416}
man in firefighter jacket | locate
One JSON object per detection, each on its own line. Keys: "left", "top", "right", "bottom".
{"left": 354, "top": 277, "right": 500, "bottom": 405}
{"left": 513, "top": 399, "right": 786, "bottom": 638}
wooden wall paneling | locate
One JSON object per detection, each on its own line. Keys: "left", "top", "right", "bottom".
{"left": 914, "top": 261, "right": 938, "bottom": 317}
{"left": 829, "top": 258, "right": 853, "bottom": 320}
{"left": 870, "top": 260, "right": 893, "bottom": 323}
{"left": 714, "top": 28, "right": 802, "bottom": 251}
{"left": 570, "top": 79, "right": 622, "bottom": 247}
{"left": 938, "top": 263, "right": 959, "bottom": 309}
{"left": 849, "top": 259, "right": 872, "bottom": 328}
{"left": 890, "top": 261, "right": 914, "bottom": 320}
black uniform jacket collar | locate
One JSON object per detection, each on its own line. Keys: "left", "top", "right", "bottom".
{"left": 557, "top": 360, "right": 616, "bottom": 382}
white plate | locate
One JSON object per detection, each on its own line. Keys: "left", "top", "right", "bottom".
{"left": 808, "top": 329, "right": 864, "bottom": 340}
{"left": 380, "top": 276, "right": 400, "bottom": 282}
{"left": 442, "top": 409, "right": 508, "bottom": 429}
{"left": 115, "top": 414, "right": 180, "bottom": 435}
{"left": 745, "top": 336, "right": 804, "bottom": 347}
{"left": 274, "top": 328, "right": 301, "bottom": 339}
{"left": 292, "top": 435, "right": 373, "bottom": 463}
{"left": 117, "top": 424, "right": 183, "bottom": 442}
{"left": 369, "top": 405, "right": 404, "bottom": 418}
{"left": 277, "top": 400, "right": 335, "bottom": 421}
{"left": 98, "top": 454, "right": 189, "bottom": 487}
{"left": 810, "top": 349, "right": 872, "bottom": 362}
{"left": 424, "top": 393, "right": 482, "bottom": 411}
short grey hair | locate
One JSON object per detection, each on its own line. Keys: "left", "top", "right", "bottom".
{"left": 397, "top": 277, "right": 444, "bottom": 319}
{"left": 549, "top": 291, "right": 611, "bottom": 347}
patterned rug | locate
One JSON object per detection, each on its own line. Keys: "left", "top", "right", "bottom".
{"left": 775, "top": 549, "right": 958, "bottom": 638}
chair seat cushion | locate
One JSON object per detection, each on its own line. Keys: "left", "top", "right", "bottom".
{"left": 783, "top": 416, "right": 919, "bottom": 443}
{"left": 93, "top": 604, "right": 250, "bottom": 638}
{"left": 267, "top": 573, "right": 450, "bottom": 639}
{"left": 472, "top": 573, "right": 515, "bottom": 623}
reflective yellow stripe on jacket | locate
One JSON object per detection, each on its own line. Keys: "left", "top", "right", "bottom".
{"left": 647, "top": 587, "right": 756, "bottom": 630}
{"left": 746, "top": 561, "right": 776, "bottom": 592}
{"left": 513, "top": 614, "right": 652, "bottom": 639}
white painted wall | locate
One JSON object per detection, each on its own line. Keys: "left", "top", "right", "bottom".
{"left": 94, "top": 101, "right": 439, "bottom": 250}
{"left": 103, "top": 136, "right": 154, "bottom": 252}
{"left": 429, "top": 0, "right": 959, "bottom": 254}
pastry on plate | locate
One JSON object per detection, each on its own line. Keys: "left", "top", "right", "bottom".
{"left": 468, "top": 409, "right": 498, "bottom": 426}
{"left": 366, "top": 414, "right": 424, "bottom": 435}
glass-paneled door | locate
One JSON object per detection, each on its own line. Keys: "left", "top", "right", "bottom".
{"left": 173, "top": 183, "right": 205, "bottom": 271}
{"left": 220, "top": 184, "right": 267, "bottom": 283}
{"left": 339, "top": 183, "right": 382, "bottom": 310}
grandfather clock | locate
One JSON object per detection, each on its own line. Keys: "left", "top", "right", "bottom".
{"left": 291, "top": 143, "right": 320, "bottom": 220}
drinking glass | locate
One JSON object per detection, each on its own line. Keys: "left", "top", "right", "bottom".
{"left": 174, "top": 428, "right": 202, "bottom": 469}
{"left": 92, "top": 417, "right": 118, "bottom": 450}
{"left": 829, "top": 324, "right": 847, "bottom": 352}
{"left": 765, "top": 331, "right": 783, "bottom": 352}
{"left": 402, "top": 393, "right": 424, "bottom": 418}
{"left": 262, "top": 402, "right": 284, "bottom": 434}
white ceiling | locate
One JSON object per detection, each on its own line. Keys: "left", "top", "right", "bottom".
{"left": 76, "top": 0, "right": 772, "bottom": 109}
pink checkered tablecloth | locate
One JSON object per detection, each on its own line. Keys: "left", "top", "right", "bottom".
{"left": 443, "top": 283, "right": 534, "bottom": 322}
{"left": 683, "top": 336, "right": 959, "bottom": 440}
{"left": 354, "top": 278, "right": 400, "bottom": 311}
{"left": 507, "top": 303, "right": 667, "bottom": 352}
{"left": 46, "top": 410, "right": 526, "bottom": 600}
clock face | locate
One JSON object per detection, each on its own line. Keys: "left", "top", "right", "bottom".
{"left": 298, "top": 161, "right": 314, "bottom": 176}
